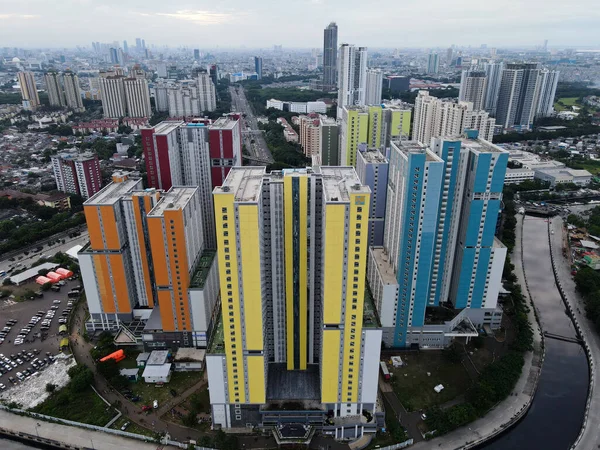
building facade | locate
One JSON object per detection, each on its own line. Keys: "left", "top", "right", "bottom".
{"left": 99, "top": 76, "right": 127, "bottom": 118}
{"left": 207, "top": 167, "right": 382, "bottom": 438}
{"left": 413, "top": 91, "right": 495, "bottom": 145}
{"left": 356, "top": 148, "right": 388, "bottom": 247}
{"left": 124, "top": 77, "right": 152, "bottom": 118}
{"left": 459, "top": 70, "right": 487, "bottom": 111}
{"left": 44, "top": 72, "right": 65, "bottom": 107}
{"left": 367, "top": 133, "right": 508, "bottom": 348}
{"left": 427, "top": 53, "right": 440, "bottom": 74}
{"left": 18, "top": 71, "right": 40, "bottom": 111}
{"left": 63, "top": 72, "right": 85, "bottom": 112}
{"left": 365, "top": 69, "right": 383, "bottom": 105}
{"left": 79, "top": 178, "right": 220, "bottom": 349}
{"left": 254, "top": 56, "right": 263, "bottom": 80}
{"left": 52, "top": 152, "right": 102, "bottom": 199}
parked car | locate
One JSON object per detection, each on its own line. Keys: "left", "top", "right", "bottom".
{"left": 153, "top": 400, "right": 158, "bottom": 409}
{"left": 120, "top": 422, "right": 130, "bottom": 431}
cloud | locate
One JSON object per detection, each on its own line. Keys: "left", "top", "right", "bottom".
{"left": 0, "top": 14, "right": 40, "bottom": 19}
{"left": 148, "top": 10, "right": 236, "bottom": 24}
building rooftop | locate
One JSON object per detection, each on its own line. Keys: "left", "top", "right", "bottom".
{"left": 153, "top": 120, "right": 184, "bottom": 135}
{"left": 214, "top": 167, "right": 266, "bottom": 202}
{"left": 358, "top": 148, "right": 388, "bottom": 164}
{"left": 460, "top": 137, "right": 508, "bottom": 154}
{"left": 147, "top": 350, "right": 170, "bottom": 365}
{"left": 209, "top": 116, "right": 238, "bottom": 130}
{"left": 190, "top": 251, "right": 216, "bottom": 288}
{"left": 320, "top": 167, "right": 370, "bottom": 202}
{"left": 84, "top": 178, "right": 142, "bottom": 205}
{"left": 174, "top": 347, "right": 205, "bottom": 362}
{"left": 148, "top": 186, "right": 198, "bottom": 216}
{"left": 370, "top": 247, "right": 398, "bottom": 285}
{"left": 393, "top": 140, "right": 442, "bottom": 162}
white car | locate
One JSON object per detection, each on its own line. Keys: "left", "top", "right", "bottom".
{"left": 153, "top": 400, "right": 158, "bottom": 409}
{"left": 0, "top": 383, "right": 6, "bottom": 390}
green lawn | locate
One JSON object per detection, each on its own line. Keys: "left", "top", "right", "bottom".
{"left": 390, "top": 351, "right": 473, "bottom": 412}
{"left": 554, "top": 97, "right": 580, "bottom": 111}
{"left": 33, "top": 387, "right": 117, "bottom": 426}
{"left": 129, "top": 371, "right": 203, "bottom": 407}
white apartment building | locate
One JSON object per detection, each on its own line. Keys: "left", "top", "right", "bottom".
{"left": 337, "top": 44, "right": 367, "bottom": 112}
{"left": 99, "top": 76, "right": 127, "bottom": 118}
{"left": 124, "top": 78, "right": 152, "bottom": 118}
{"left": 365, "top": 68, "right": 383, "bottom": 105}
{"left": 197, "top": 73, "right": 216, "bottom": 112}
{"left": 413, "top": 91, "right": 494, "bottom": 144}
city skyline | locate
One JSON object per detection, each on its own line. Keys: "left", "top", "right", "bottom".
{"left": 0, "top": 0, "right": 598, "bottom": 48}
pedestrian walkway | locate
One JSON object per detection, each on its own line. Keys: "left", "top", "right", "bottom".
{"left": 549, "top": 217, "right": 600, "bottom": 450}
{"left": 0, "top": 409, "right": 173, "bottom": 450}
{"left": 411, "top": 215, "right": 544, "bottom": 450}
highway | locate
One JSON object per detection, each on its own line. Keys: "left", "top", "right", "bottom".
{"left": 229, "top": 85, "right": 273, "bottom": 164}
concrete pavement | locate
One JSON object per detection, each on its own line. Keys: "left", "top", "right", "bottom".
{"left": 549, "top": 216, "right": 600, "bottom": 450}
{"left": 411, "top": 214, "right": 544, "bottom": 450}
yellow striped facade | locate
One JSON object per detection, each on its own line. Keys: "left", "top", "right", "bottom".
{"left": 368, "top": 106, "right": 383, "bottom": 149}
{"left": 320, "top": 192, "right": 370, "bottom": 404}
{"left": 213, "top": 191, "right": 266, "bottom": 405}
{"left": 344, "top": 109, "right": 368, "bottom": 166}
{"left": 284, "top": 174, "right": 308, "bottom": 370}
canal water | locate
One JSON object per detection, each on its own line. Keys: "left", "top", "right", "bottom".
{"left": 480, "top": 216, "right": 588, "bottom": 450}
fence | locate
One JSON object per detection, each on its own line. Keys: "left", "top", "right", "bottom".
{"left": 378, "top": 438, "right": 414, "bottom": 450}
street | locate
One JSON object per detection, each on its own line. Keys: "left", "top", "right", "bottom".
{"left": 0, "top": 230, "right": 89, "bottom": 275}
{"left": 229, "top": 85, "right": 273, "bottom": 164}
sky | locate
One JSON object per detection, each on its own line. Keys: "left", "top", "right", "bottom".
{"left": 0, "top": 0, "right": 598, "bottom": 49}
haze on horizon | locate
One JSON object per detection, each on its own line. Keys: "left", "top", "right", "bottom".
{"left": 0, "top": 0, "right": 598, "bottom": 49}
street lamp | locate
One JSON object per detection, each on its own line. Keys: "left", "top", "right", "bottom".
{"left": 35, "top": 422, "right": 40, "bottom": 437}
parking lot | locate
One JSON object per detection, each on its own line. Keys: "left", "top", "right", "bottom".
{"left": 0, "top": 278, "right": 81, "bottom": 392}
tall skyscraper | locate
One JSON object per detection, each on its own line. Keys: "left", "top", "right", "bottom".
{"left": 534, "top": 69, "right": 560, "bottom": 118}
{"left": 458, "top": 70, "right": 487, "bottom": 111}
{"left": 365, "top": 68, "right": 383, "bottom": 105}
{"left": 322, "top": 22, "right": 338, "bottom": 91}
{"left": 495, "top": 63, "right": 541, "bottom": 129}
{"left": 337, "top": 44, "right": 367, "bottom": 112}
{"left": 367, "top": 133, "right": 508, "bottom": 348}
{"left": 197, "top": 73, "right": 217, "bottom": 112}
{"left": 124, "top": 77, "right": 152, "bottom": 118}
{"left": 254, "top": 56, "right": 263, "bottom": 80}
{"left": 109, "top": 47, "right": 120, "bottom": 65}
{"left": 44, "top": 72, "right": 65, "bottom": 107}
{"left": 194, "top": 49, "right": 200, "bottom": 60}
{"left": 17, "top": 71, "right": 40, "bottom": 111}
{"left": 413, "top": 91, "right": 495, "bottom": 145}
{"left": 51, "top": 152, "right": 102, "bottom": 199}
{"left": 99, "top": 76, "right": 127, "bottom": 118}
{"left": 135, "top": 38, "right": 142, "bottom": 49}
{"left": 79, "top": 178, "right": 220, "bottom": 348}
{"left": 123, "top": 40, "right": 128, "bottom": 54}
{"left": 446, "top": 47, "right": 454, "bottom": 65}
{"left": 207, "top": 166, "right": 382, "bottom": 436}
{"left": 427, "top": 53, "right": 440, "bottom": 74}
{"left": 483, "top": 61, "right": 504, "bottom": 115}
{"left": 63, "top": 72, "right": 85, "bottom": 112}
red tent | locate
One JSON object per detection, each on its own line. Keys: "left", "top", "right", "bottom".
{"left": 100, "top": 349, "right": 125, "bottom": 363}
{"left": 36, "top": 276, "right": 52, "bottom": 285}
{"left": 56, "top": 267, "right": 74, "bottom": 278}
{"left": 46, "top": 272, "right": 62, "bottom": 282}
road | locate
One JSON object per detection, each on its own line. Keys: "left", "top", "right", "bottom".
{"left": 0, "top": 230, "right": 89, "bottom": 275}
{"left": 550, "top": 216, "right": 600, "bottom": 450}
{"left": 229, "top": 86, "right": 273, "bottom": 164}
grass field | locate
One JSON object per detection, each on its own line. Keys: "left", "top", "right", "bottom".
{"left": 390, "top": 351, "right": 473, "bottom": 412}
{"left": 128, "top": 371, "right": 203, "bottom": 408}
{"left": 33, "top": 387, "right": 116, "bottom": 426}
{"left": 554, "top": 97, "right": 580, "bottom": 111}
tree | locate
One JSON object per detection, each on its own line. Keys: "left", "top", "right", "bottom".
{"left": 46, "top": 383, "right": 56, "bottom": 393}
{"left": 2, "top": 278, "right": 13, "bottom": 286}
{"left": 41, "top": 282, "right": 53, "bottom": 291}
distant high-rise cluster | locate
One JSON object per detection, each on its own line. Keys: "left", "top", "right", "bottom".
{"left": 459, "top": 62, "right": 559, "bottom": 129}
{"left": 44, "top": 71, "right": 85, "bottom": 112}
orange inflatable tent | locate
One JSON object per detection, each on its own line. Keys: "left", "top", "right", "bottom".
{"left": 36, "top": 276, "right": 52, "bottom": 285}
{"left": 99, "top": 349, "right": 125, "bottom": 363}
{"left": 56, "top": 268, "right": 74, "bottom": 278}
{"left": 46, "top": 272, "right": 62, "bottom": 281}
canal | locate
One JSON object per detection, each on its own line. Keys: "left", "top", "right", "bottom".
{"left": 480, "top": 215, "right": 588, "bottom": 450}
